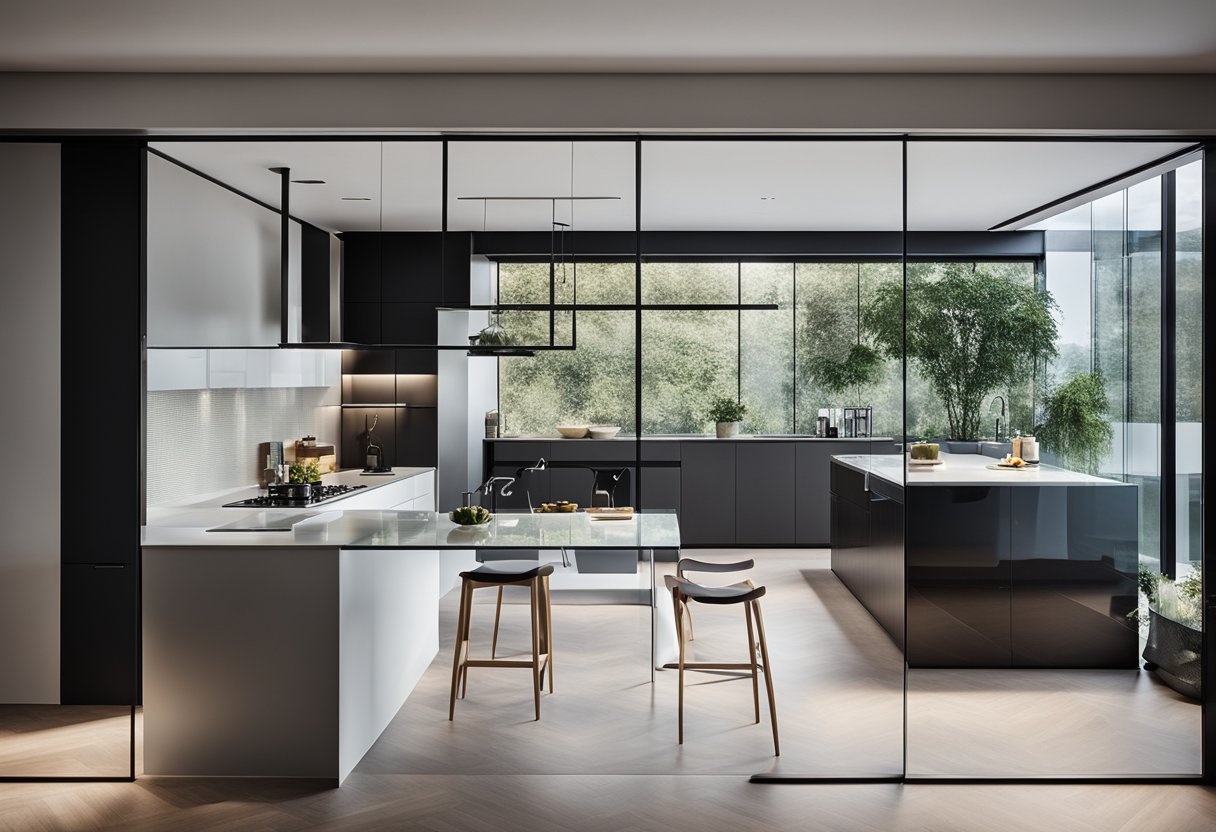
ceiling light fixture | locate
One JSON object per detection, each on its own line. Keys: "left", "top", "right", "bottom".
{"left": 291, "top": 179, "right": 326, "bottom": 184}
{"left": 341, "top": 197, "right": 372, "bottom": 201}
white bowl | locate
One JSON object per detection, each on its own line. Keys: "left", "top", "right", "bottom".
{"left": 556, "top": 425, "right": 589, "bottom": 439}
{"left": 588, "top": 425, "right": 621, "bottom": 440}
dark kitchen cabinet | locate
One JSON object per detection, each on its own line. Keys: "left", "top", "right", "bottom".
{"left": 736, "top": 442, "right": 795, "bottom": 544}
{"left": 1009, "top": 486, "right": 1138, "bottom": 669}
{"left": 680, "top": 442, "right": 736, "bottom": 546}
{"left": 61, "top": 563, "right": 138, "bottom": 705}
{"left": 829, "top": 460, "right": 905, "bottom": 648}
{"left": 795, "top": 442, "right": 837, "bottom": 546}
{"left": 906, "top": 485, "right": 1011, "bottom": 667}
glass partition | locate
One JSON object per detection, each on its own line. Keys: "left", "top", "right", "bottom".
{"left": 904, "top": 140, "right": 1203, "bottom": 778}
{"left": 641, "top": 139, "right": 907, "bottom": 777}
{"left": 0, "top": 143, "right": 135, "bottom": 779}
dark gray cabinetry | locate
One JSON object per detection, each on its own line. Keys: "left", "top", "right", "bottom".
{"left": 829, "top": 461, "right": 905, "bottom": 647}
{"left": 795, "top": 442, "right": 838, "bottom": 546}
{"left": 906, "top": 485, "right": 1011, "bottom": 667}
{"left": 735, "top": 442, "right": 796, "bottom": 544}
{"left": 680, "top": 442, "right": 736, "bottom": 546}
{"left": 61, "top": 564, "right": 137, "bottom": 706}
{"left": 1009, "top": 486, "right": 1138, "bottom": 669}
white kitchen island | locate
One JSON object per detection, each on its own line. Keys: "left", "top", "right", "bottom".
{"left": 142, "top": 496, "right": 680, "bottom": 785}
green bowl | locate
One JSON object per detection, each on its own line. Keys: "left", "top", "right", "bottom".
{"left": 910, "top": 443, "right": 940, "bottom": 461}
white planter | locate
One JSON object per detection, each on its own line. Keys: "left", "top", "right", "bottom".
{"left": 715, "top": 421, "right": 741, "bottom": 438}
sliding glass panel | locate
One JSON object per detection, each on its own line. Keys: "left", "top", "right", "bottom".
{"left": 0, "top": 142, "right": 135, "bottom": 779}
{"left": 1174, "top": 160, "right": 1203, "bottom": 575}
{"left": 905, "top": 140, "right": 1201, "bottom": 778}
{"left": 641, "top": 139, "right": 906, "bottom": 777}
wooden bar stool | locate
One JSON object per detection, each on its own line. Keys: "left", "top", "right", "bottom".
{"left": 664, "top": 557, "right": 779, "bottom": 756}
{"left": 449, "top": 560, "right": 554, "bottom": 721}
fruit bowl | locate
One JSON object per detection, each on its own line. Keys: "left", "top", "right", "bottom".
{"left": 449, "top": 506, "right": 493, "bottom": 526}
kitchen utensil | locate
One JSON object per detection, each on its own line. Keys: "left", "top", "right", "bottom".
{"left": 556, "top": 425, "right": 589, "bottom": 438}
{"left": 588, "top": 425, "right": 621, "bottom": 440}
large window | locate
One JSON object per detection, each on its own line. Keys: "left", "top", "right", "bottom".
{"left": 497, "top": 258, "right": 1036, "bottom": 439}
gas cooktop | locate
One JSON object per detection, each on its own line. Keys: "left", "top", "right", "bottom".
{"left": 223, "top": 484, "right": 369, "bottom": 508}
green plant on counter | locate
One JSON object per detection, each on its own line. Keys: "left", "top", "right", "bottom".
{"left": 289, "top": 460, "right": 321, "bottom": 483}
{"left": 865, "top": 263, "right": 1059, "bottom": 441}
{"left": 707, "top": 396, "right": 747, "bottom": 424}
{"left": 1036, "top": 370, "right": 1114, "bottom": 476}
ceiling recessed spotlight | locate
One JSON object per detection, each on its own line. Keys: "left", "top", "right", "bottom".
{"left": 292, "top": 179, "right": 326, "bottom": 184}
{"left": 760, "top": 196, "right": 776, "bottom": 201}
{"left": 341, "top": 197, "right": 372, "bottom": 201}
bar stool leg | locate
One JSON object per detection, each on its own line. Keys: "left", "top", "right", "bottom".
{"left": 752, "top": 599, "right": 780, "bottom": 756}
{"left": 676, "top": 592, "right": 686, "bottom": 745}
{"left": 684, "top": 604, "right": 695, "bottom": 641}
{"left": 530, "top": 577, "right": 542, "bottom": 721}
{"left": 744, "top": 600, "right": 760, "bottom": 724}
{"left": 491, "top": 586, "right": 504, "bottom": 659}
{"left": 543, "top": 574, "right": 554, "bottom": 693}
{"left": 448, "top": 580, "right": 472, "bottom": 721}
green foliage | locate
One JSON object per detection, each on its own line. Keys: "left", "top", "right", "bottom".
{"left": 865, "top": 263, "right": 1058, "bottom": 440}
{"left": 1130, "top": 564, "right": 1203, "bottom": 630}
{"left": 288, "top": 460, "right": 321, "bottom": 483}
{"left": 707, "top": 396, "right": 747, "bottom": 424}
{"left": 1036, "top": 371, "right": 1114, "bottom": 475}
{"left": 802, "top": 343, "right": 883, "bottom": 395}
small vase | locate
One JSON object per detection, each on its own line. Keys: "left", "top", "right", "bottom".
{"left": 716, "top": 421, "right": 741, "bottom": 438}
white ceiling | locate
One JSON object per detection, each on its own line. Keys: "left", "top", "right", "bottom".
{"left": 150, "top": 139, "right": 1194, "bottom": 233}
{"left": 5, "top": 0, "right": 1216, "bottom": 73}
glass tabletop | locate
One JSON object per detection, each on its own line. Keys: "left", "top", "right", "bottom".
{"left": 337, "top": 509, "right": 681, "bottom": 549}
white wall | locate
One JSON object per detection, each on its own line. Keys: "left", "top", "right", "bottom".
{"left": 147, "top": 152, "right": 302, "bottom": 346}
{"left": 1, "top": 73, "right": 1215, "bottom": 134}
{"left": 0, "top": 143, "right": 60, "bottom": 704}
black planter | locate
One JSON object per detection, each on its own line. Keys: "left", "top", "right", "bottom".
{"left": 1142, "top": 609, "right": 1202, "bottom": 699}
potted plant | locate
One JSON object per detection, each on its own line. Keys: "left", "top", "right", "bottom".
{"left": 1036, "top": 370, "right": 1114, "bottom": 475}
{"left": 1132, "top": 564, "right": 1203, "bottom": 699}
{"left": 865, "top": 263, "right": 1058, "bottom": 451}
{"left": 707, "top": 397, "right": 747, "bottom": 438}
{"left": 289, "top": 460, "right": 323, "bottom": 496}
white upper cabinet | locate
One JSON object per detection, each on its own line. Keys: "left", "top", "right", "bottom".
{"left": 147, "top": 349, "right": 337, "bottom": 391}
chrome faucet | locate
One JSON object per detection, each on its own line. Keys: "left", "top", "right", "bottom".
{"left": 478, "top": 476, "right": 516, "bottom": 512}
{"left": 991, "top": 395, "right": 1007, "bottom": 442}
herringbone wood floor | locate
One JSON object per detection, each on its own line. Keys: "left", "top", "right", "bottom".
{"left": 0, "top": 549, "right": 1208, "bottom": 830}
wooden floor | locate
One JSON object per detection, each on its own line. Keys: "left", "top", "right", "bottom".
{"left": 0, "top": 707, "right": 132, "bottom": 779}
{"left": 0, "top": 548, "right": 1208, "bottom": 830}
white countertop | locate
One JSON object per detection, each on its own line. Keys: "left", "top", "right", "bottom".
{"left": 832, "top": 452, "right": 1130, "bottom": 487}
{"left": 145, "top": 467, "right": 435, "bottom": 529}
{"left": 142, "top": 508, "right": 680, "bottom": 550}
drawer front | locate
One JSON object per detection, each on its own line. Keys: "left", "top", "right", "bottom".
{"left": 547, "top": 441, "right": 636, "bottom": 463}
{"left": 486, "top": 441, "right": 550, "bottom": 463}
{"left": 830, "top": 461, "right": 869, "bottom": 506}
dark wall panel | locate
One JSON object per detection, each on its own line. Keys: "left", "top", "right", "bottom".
{"left": 300, "top": 223, "right": 331, "bottom": 342}
{"left": 60, "top": 141, "right": 144, "bottom": 704}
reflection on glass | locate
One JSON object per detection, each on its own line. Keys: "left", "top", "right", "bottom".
{"left": 741, "top": 263, "right": 793, "bottom": 434}
{"left": 642, "top": 309, "right": 737, "bottom": 434}
{"left": 1174, "top": 161, "right": 1202, "bottom": 571}
{"left": 906, "top": 142, "right": 1201, "bottom": 779}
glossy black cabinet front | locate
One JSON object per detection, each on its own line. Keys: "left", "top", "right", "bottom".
{"left": 903, "top": 481, "right": 1138, "bottom": 669}
{"left": 905, "top": 486, "right": 1012, "bottom": 666}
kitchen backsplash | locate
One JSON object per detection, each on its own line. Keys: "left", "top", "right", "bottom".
{"left": 146, "top": 386, "right": 341, "bottom": 506}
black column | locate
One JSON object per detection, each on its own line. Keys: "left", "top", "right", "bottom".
{"left": 60, "top": 141, "right": 145, "bottom": 705}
